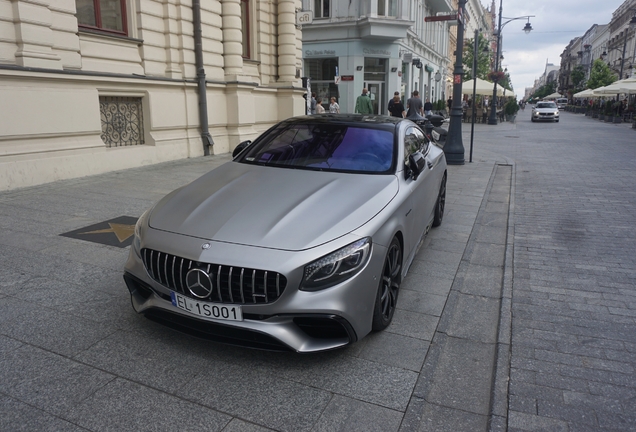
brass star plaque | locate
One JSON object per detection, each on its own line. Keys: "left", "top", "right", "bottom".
{"left": 60, "top": 216, "right": 139, "bottom": 248}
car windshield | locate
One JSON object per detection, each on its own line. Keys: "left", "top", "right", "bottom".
{"left": 536, "top": 102, "right": 557, "bottom": 109}
{"left": 239, "top": 122, "right": 395, "bottom": 173}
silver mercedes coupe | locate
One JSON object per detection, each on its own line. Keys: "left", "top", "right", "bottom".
{"left": 124, "top": 114, "right": 447, "bottom": 352}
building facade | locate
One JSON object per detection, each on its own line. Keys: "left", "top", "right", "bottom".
{"left": 0, "top": 0, "right": 306, "bottom": 190}
{"left": 606, "top": 0, "right": 636, "bottom": 79}
{"left": 300, "top": 0, "right": 454, "bottom": 115}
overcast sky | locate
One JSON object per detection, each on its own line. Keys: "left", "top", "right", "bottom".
{"left": 484, "top": 0, "right": 627, "bottom": 98}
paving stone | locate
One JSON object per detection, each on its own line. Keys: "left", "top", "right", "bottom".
{"left": 221, "top": 419, "right": 275, "bottom": 432}
{"left": 401, "top": 399, "right": 488, "bottom": 432}
{"left": 357, "top": 331, "right": 429, "bottom": 371}
{"left": 67, "top": 378, "right": 232, "bottom": 432}
{"left": 0, "top": 345, "right": 115, "bottom": 416}
{"left": 0, "top": 395, "right": 84, "bottom": 432}
{"left": 312, "top": 394, "right": 403, "bottom": 432}
{"left": 507, "top": 410, "right": 568, "bottom": 432}
{"left": 397, "top": 288, "right": 447, "bottom": 317}
{"left": 536, "top": 399, "right": 598, "bottom": 426}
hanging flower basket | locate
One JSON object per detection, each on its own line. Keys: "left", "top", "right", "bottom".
{"left": 488, "top": 71, "right": 506, "bottom": 82}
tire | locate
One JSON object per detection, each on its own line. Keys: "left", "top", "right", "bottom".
{"left": 432, "top": 174, "right": 446, "bottom": 227}
{"left": 372, "top": 237, "right": 402, "bottom": 331}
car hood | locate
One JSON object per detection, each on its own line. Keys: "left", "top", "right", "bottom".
{"left": 534, "top": 107, "right": 558, "bottom": 113}
{"left": 149, "top": 162, "right": 399, "bottom": 251}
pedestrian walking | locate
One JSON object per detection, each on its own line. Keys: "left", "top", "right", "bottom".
{"left": 355, "top": 88, "right": 374, "bottom": 114}
{"left": 423, "top": 98, "right": 433, "bottom": 116}
{"left": 329, "top": 97, "right": 340, "bottom": 113}
{"left": 388, "top": 92, "right": 405, "bottom": 118}
{"left": 406, "top": 90, "right": 424, "bottom": 118}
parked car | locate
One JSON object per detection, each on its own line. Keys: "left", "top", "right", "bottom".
{"left": 124, "top": 114, "right": 447, "bottom": 352}
{"left": 532, "top": 101, "right": 560, "bottom": 122}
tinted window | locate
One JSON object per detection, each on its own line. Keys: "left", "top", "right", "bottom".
{"left": 239, "top": 123, "right": 394, "bottom": 173}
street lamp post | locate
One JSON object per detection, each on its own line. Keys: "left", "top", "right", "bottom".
{"left": 443, "top": 0, "right": 467, "bottom": 165}
{"left": 487, "top": 0, "right": 533, "bottom": 125}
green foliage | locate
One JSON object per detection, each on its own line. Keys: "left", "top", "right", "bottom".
{"left": 587, "top": 59, "right": 616, "bottom": 89}
{"left": 604, "top": 100, "right": 614, "bottom": 115}
{"left": 570, "top": 65, "right": 586, "bottom": 91}
{"left": 435, "top": 100, "right": 446, "bottom": 110}
{"left": 530, "top": 82, "right": 557, "bottom": 100}
{"left": 463, "top": 33, "right": 491, "bottom": 81}
{"left": 504, "top": 98, "right": 519, "bottom": 115}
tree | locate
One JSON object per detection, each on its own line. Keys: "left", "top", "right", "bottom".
{"left": 570, "top": 65, "right": 586, "bottom": 92}
{"left": 463, "top": 33, "right": 491, "bottom": 81}
{"left": 586, "top": 59, "right": 616, "bottom": 89}
{"left": 530, "top": 82, "right": 556, "bottom": 100}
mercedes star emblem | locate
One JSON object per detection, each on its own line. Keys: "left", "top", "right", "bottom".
{"left": 185, "top": 268, "right": 213, "bottom": 298}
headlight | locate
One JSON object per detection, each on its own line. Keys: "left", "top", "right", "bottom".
{"left": 132, "top": 209, "right": 151, "bottom": 256}
{"left": 301, "top": 237, "right": 371, "bottom": 291}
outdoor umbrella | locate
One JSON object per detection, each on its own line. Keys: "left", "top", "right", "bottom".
{"left": 593, "top": 78, "right": 636, "bottom": 95}
{"left": 543, "top": 92, "right": 563, "bottom": 100}
{"left": 573, "top": 89, "right": 600, "bottom": 98}
{"left": 462, "top": 77, "right": 504, "bottom": 96}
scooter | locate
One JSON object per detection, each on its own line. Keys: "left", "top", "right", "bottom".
{"left": 405, "top": 112, "right": 448, "bottom": 147}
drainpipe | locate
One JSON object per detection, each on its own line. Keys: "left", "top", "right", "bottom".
{"left": 192, "top": 0, "right": 213, "bottom": 156}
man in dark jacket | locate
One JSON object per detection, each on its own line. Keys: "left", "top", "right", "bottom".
{"left": 388, "top": 92, "right": 405, "bottom": 117}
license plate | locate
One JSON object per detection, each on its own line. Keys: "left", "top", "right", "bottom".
{"left": 170, "top": 292, "right": 243, "bottom": 321}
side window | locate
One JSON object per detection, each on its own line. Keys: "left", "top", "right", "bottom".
{"left": 403, "top": 126, "right": 430, "bottom": 177}
{"left": 76, "top": 0, "right": 127, "bottom": 35}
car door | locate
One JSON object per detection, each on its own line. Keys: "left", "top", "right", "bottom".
{"left": 403, "top": 126, "right": 435, "bottom": 252}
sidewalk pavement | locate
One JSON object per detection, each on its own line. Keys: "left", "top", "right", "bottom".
{"left": 0, "top": 129, "right": 512, "bottom": 431}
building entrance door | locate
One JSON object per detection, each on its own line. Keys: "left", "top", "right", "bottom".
{"left": 365, "top": 82, "right": 384, "bottom": 115}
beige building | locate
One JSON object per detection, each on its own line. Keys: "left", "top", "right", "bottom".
{"left": 0, "top": 0, "right": 305, "bottom": 190}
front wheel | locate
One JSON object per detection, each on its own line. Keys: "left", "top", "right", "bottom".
{"left": 433, "top": 174, "right": 446, "bottom": 227}
{"left": 372, "top": 237, "right": 402, "bottom": 331}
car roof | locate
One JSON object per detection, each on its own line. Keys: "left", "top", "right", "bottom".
{"left": 282, "top": 114, "right": 406, "bottom": 130}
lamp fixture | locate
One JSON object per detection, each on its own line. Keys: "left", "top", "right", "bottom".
{"left": 391, "top": 67, "right": 398, "bottom": 72}
{"left": 356, "top": 66, "right": 363, "bottom": 71}
{"left": 523, "top": 20, "right": 533, "bottom": 34}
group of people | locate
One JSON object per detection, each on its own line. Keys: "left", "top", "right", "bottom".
{"left": 385, "top": 90, "right": 434, "bottom": 118}
{"left": 308, "top": 88, "right": 437, "bottom": 118}
{"left": 309, "top": 92, "right": 340, "bottom": 114}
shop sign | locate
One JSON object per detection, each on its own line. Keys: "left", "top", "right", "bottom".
{"left": 341, "top": 75, "right": 354, "bottom": 81}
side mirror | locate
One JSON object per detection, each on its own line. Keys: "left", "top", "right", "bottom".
{"left": 408, "top": 151, "right": 426, "bottom": 180}
{"left": 232, "top": 140, "right": 251, "bottom": 158}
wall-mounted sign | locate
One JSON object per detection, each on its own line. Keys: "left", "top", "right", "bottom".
{"left": 341, "top": 75, "right": 354, "bottom": 81}
{"left": 363, "top": 48, "right": 391, "bottom": 56}
{"left": 305, "top": 49, "right": 336, "bottom": 56}
{"left": 296, "top": 11, "right": 313, "bottom": 25}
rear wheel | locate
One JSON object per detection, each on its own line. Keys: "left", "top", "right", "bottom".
{"left": 433, "top": 174, "right": 446, "bottom": 227}
{"left": 372, "top": 237, "right": 402, "bottom": 331}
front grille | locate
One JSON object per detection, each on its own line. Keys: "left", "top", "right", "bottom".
{"left": 141, "top": 248, "right": 287, "bottom": 305}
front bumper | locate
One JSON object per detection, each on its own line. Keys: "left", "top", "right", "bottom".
{"left": 124, "top": 227, "right": 387, "bottom": 353}
{"left": 532, "top": 112, "right": 559, "bottom": 121}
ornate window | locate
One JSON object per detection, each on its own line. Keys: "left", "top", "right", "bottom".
{"left": 241, "top": 0, "right": 251, "bottom": 58}
{"left": 99, "top": 96, "right": 145, "bottom": 147}
{"left": 314, "top": 0, "right": 330, "bottom": 18}
{"left": 76, "top": 0, "right": 127, "bottom": 35}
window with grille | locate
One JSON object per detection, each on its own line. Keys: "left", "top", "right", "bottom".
{"left": 76, "top": 0, "right": 127, "bottom": 35}
{"left": 99, "top": 96, "right": 145, "bottom": 147}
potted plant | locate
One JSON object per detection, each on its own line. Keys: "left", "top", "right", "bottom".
{"left": 504, "top": 98, "right": 519, "bottom": 122}
{"left": 604, "top": 100, "right": 614, "bottom": 122}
